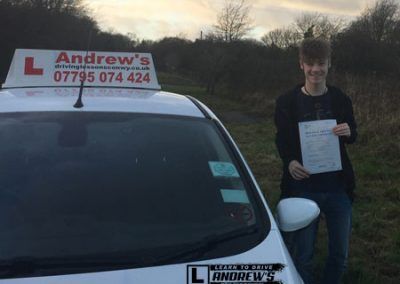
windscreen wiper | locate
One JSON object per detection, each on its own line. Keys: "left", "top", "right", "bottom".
{"left": 0, "top": 256, "right": 53, "bottom": 279}
{"left": 152, "top": 224, "right": 260, "bottom": 265}
{"left": 0, "top": 254, "right": 143, "bottom": 279}
{"left": 0, "top": 225, "right": 260, "bottom": 279}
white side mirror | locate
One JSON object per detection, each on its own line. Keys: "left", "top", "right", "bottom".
{"left": 276, "top": 198, "right": 320, "bottom": 232}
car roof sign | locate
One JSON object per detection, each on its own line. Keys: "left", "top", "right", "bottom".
{"left": 2, "top": 49, "right": 161, "bottom": 90}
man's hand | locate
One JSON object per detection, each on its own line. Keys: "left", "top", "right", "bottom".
{"left": 333, "top": 123, "right": 351, "bottom": 137}
{"left": 288, "top": 160, "right": 310, "bottom": 180}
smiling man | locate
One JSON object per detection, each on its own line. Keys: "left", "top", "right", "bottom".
{"left": 274, "top": 38, "right": 357, "bottom": 284}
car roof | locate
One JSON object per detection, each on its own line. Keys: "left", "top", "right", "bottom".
{"left": 0, "top": 87, "right": 205, "bottom": 118}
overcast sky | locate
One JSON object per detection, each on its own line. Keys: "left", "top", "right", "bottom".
{"left": 86, "top": 0, "right": 378, "bottom": 41}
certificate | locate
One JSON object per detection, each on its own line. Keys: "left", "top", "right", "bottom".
{"left": 298, "top": 119, "right": 342, "bottom": 174}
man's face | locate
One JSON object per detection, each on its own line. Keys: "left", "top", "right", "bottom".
{"left": 300, "top": 58, "right": 330, "bottom": 85}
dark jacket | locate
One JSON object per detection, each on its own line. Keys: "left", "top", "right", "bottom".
{"left": 274, "top": 85, "right": 357, "bottom": 201}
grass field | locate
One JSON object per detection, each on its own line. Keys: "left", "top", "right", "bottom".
{"left": 162, "top": 81, "right": 400, "bottom": 284}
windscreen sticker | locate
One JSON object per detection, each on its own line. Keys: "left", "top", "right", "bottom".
{"left": 209, "top": 161, "right": 240, "bottom": 178}
{"left": 220, "top": 189, "right": 250, "bottom": 204}
{"left": 187, "top": 263, "right": 286, "bottom": 284}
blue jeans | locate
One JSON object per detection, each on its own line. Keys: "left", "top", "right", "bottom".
{"left": 283, "top": 192, "right": 352, "bottom": 284}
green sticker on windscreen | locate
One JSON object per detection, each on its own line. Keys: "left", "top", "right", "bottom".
{"left": 209, "top": 161, "right": 240, "bottom": 178}
{"left": 220, "top": 189, "right": 250, "bottom": 204}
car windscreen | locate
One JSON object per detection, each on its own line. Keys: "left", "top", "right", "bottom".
{"left": 0, "top": 112, "right": 270, "bottom": 278}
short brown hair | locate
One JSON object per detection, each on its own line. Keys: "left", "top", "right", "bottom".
{"left": 299, "top": 38, "right": 331, "bottom": 62}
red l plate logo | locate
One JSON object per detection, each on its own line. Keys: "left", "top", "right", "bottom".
{"left": 24, "top": 57, "right": 43, "bottom": 75}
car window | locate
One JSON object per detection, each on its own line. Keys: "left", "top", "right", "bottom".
{"left": 0, "top": 112, "right": 270, "bottom": 278}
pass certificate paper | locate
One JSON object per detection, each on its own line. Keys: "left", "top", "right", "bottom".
{"left": 298, "top": 119, "right": 342, "bottom": 174}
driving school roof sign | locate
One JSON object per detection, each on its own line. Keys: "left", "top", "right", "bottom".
{"left": 2, "top": 49, "right": 161, "bottom": 90}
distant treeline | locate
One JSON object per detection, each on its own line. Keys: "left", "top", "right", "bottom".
{"left": 142, "top": 0, "right": 400, "bottom": 96}
{"left": 1, "top": 0, "right": 400, "bottom": 97}
{"left": 0, "top": 0, "right": 134, "bottom": 81}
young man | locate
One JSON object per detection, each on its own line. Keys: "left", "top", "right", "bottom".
{"left": 274, "top": 38, "right": 357, "bottom": 284}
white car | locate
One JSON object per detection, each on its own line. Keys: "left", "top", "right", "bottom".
{"left": 0, "top": 50, "right": 319, "bottom": 284}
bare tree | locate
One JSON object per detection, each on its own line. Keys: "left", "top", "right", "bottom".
{"left": 261, "top": 12, "right": 345, "bottom": 49}
{"left": 294, "top": 12, "right": 346, "bottom": 39}
{"left": 214, "top": 0, "right": 253, "bottom": 42}
{"left": 363, "top": 0, "right": 399, "bottom": 42}
{"left": 6, "top": 0, "right": 85, "bottom": 13}
{"left": 261, "top": 27, "right": 301, "bottom": 48}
